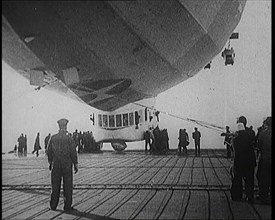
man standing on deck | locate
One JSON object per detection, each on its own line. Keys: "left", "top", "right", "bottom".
{"left": 23, "top": 134, "right": 27, "bottom": 157}
{"left": 17, "top": 133, "right": 24, "bottom": 157}
{"left": 32, "top": 132, "right": 41, "bottom": 157}
{"left": 44, "top": 133, "right": 51, "bottom": 154}
{"left": 47, "top": 118, "right": 78, "bottom": 212}
{"left": 231, "top": 116, "right": 256, "bottom": 203}
{"left": 221, "top": 126, "right": 233, "bottom": 158}
{"left": 256, "top": 116, "right": 272, "bottom": 205}
{"left": 144, "top": 129, "right": 151, "bottom": 152}
{"left": 178, "top": 128, "right": 189, "bottom": 154}
{"left": 192, "top": 127, "right": 201, "bottom": 155}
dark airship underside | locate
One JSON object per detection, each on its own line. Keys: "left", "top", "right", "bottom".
{"left": 2, "top": 1, "right": 246, "bottom": 112}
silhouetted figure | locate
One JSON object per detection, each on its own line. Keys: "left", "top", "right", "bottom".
{"left": 47, "top": 118, "right": 78, "bottom": 212}
{"left": 192, "top": 128, "right": 201, "bottom": 155}
{"left": 149, "top": 128, "right": 156, "bottom": 152}
{"left": 255, "top": 125, "right": 264, "bottom": 157}
{"left": 88, "top": 131, "right": 97, "bottom": 152}
{"left": 163, "top": 129, "right": 169, "bottom": 152}
{"left": 256, "top": 116, "right": 272, "bottom": 205}
{"left": 144, "top": 130, "right": 151, "bottom": 152}
{"left": 73, "top": 129, "right": 78, "bottom": 147}
{"left": 23, "top": 134, "right": 27, "bottom": 157}
{"left": 231, "top": 116, "right": 256, "bottom": 204}
{"left": 14, "top": 144, "right": 17, "bottom": 155}
{"left": 44, "top": 133, "right": 51, "bottom": 153}
{"left": 9, "top": 145, "right": 18, "bottom": 155}
{"left": 221, "top": 126, "right": 233, "bottom": 158}
{"left": 153, "top": 126, "right": 161, "bottom": 152}
{"left": 32, "top": 132, "right": 41, "bottom": 157}
{"left": 78, "top": 131, "right": 83, "bottom": 153}
{"left": 17, "top": 133, "right": 24, "bottom": 157}
{"left": 178, "top": 129, "right": 189, "bottom": 154}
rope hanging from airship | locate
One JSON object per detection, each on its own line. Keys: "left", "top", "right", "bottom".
{"left": 114, "top": 96, "right": 225, "bottom": 133}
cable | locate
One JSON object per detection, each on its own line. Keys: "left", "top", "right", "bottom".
{"left": 114, "top": 96, "right": 225, "bottom": 132}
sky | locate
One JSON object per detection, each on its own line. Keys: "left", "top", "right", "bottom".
{"left": 2, "top": 0, "right": 271, "bottom": 153}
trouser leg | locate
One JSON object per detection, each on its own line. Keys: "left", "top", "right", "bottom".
{"left": 226, "top": 144, "right": 231, "bottom": 157}
{"left": 183, "top": 145, "right": 187, "bottom": 153}
{"left": 63, "top": 170, "right": 73, "bottom": 210}
{"left": 50, "top": 168, "right": 62, "bottom": 210}
{"left": 145, "top": 141, "right": 149, "bottom": 151}
{"left": 198, "top": 141, "right": 200, "bottom": 155}
{"left": 244, "top": 166, "right": 254, "bottom": 200}
{"left": 231, "top": 170, "right": 243, "bottom": 200}
{"left": 259, "top": 161, "right": 271, "bottom": 199}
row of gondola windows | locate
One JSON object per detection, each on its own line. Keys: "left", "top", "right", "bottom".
{"left": 98, "top": 111, "right": 141, "bottom": 128}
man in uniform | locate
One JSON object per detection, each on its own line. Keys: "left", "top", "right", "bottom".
{"left": 47, "top": 118, "right": 78, "bottom": 212}
{"left": 256, "top": 116, "right": 271, "bottom": 205}
{"left": 231, "top": 116, "right": 256, "bottom": 203}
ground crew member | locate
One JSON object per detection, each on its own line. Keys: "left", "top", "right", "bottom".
{"left": 44, "top": 133, "right": 51, "bottom": 154}
{"left": 178, "top": 129, "right": 189, "bottom": 154}
{"left": 47, "top": 118, "right": 78, "bottom": 212}
{"left": 32, "top": 132, "right": 41, "bottom": 157}
{"left": 144, "top": 130, "right": 151, "bottom": 152}
{"left": 230, "top": 116, "right": 256, "bottom": 203}
{"left": 256, "top": 116, "right": 271, "bottom": 205}
{"left": 17, "top": 133, "right": 24, "bottom": 157}
{"left": 221, "top": 126, "right": 233, "bottom": 158}
{"left": 23, "top": 134, "right": 27, "bottom": 157}
{"left": 192, "top": 127, "right": 201, "bottom": 155}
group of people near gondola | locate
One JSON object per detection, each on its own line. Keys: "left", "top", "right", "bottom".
{"left": 143, "top": 115, "right": 271, "bottom": 206}
{"left": 16, "top": 132, "right": 41, "bottom": 157}
{"left": 178, "top": 127, "right": 201, "bottom": 155}
{"left": 16, "top": 133, "right": 28, "bottom": 157}
{"left": 72, "top": 129, "right": 100, "bottom": 153}
{"left": 15, "top": 129, "right": 99, "bottom": 157}
{"left": 144, "top": 126, "right": 169, "bottom": 154}
{"left": 145, "top": 126, "right": 201, "bottom": 155}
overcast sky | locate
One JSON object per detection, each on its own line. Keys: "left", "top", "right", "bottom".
{"left": 2, "top": 0, "right": 271, "bottom": 153}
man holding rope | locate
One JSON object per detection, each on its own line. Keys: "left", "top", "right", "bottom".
{"left": 221, "top": 126, "right": 233, "bottom": 158}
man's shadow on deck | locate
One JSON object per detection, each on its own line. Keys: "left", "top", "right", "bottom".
{"left": 55, "top": 208, "right": 118, "bottom": 220}
{"left": 15, "top": 190, "right": 119, "bottom": 219}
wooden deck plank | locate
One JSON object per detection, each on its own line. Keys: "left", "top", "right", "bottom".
{"left": 209, "top": 191, "right": 232, "bottom": 219}
{"left": 158, "top": 190, "right": 189, "bottom": 220}
{"left": 184, "top": 191, "right": 209, "bottom": 219}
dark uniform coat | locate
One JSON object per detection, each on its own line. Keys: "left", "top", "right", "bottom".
{"left": 231, "top": 128, "right": 256, "bottom": 201}
{"left": 257, "top": 126, "right": 271, "bottom": 201}
{"left": 178, "top": 129, "right": 189, "bottom": 153}
{"left": 47, "top": 130, "right": 78, "bottom": 210}
{"left": 192, "top": 130, "right": 201, "bottom": 155}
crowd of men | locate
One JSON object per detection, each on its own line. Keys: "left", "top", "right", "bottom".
{"left": 15, "top": 129, "right": 100, "bottom": 157}
{"left": 144, "top": 126, "right": 169, "bottom": 154}
{"left": 72, "top": 130, "right": 100, "bottom": 153}
{"left": 144, "top": 115, "right": 271, "bottom": 205}
{"left": 220, "top": 116, "right": 272, "bottom": 205}
{"left": 16, "top": 133, "right": 27, "bottom": 157}
{"left": 145, "top": 126, "right": 201, "bottom": 156}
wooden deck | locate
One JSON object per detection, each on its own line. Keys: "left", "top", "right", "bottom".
{"left": 2, "top": 149, "right": 272, "bottom": 220}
